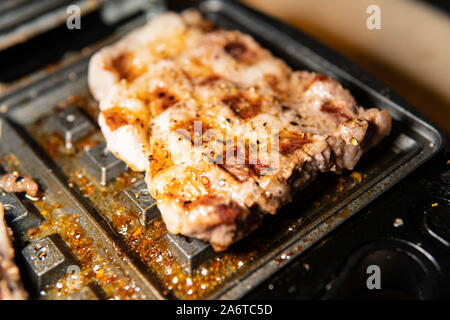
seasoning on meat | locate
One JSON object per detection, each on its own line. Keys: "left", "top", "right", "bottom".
{"left": 88, "top": 10, "right": 391, "bottom": 251}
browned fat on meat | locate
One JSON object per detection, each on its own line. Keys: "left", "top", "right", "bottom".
{"left": 88, "top": 10, "right": 391, "bottom": 251}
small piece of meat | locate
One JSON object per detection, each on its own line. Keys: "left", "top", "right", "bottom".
{"left": 0, "top": 203, "right": 28, "bottom": 300}
{"left": 88, "top": 10, "right": 392, "bottom": 251}
{"left": 0, "top": 172, "right": 38, "bottom": 197}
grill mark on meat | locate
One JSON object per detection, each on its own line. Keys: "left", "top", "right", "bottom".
{"left": 172, "top": 118, "right": 214, "bottom": 143}
{"left": 222, "top": 94, "right": 261, "bottom": 119}
{"left": 111, "top": 53, "right": 129, "bottom": 79}
{"left": 219, "top": 163, "right": 250, "bottom": 182}
{"left": 198, "top": 74, "right": 222, "bottom": 86}
{"left": 218, "top": 144, "right": 268, "bottom": 181}
{"left": 103, "top": 107, "right": 143, "bottom": 131}
{"left": 148, "top": 141, "right": 173, "bottom": 176}
{"left": 279, "top": 131, "right": 311, "bottom": 155}
{"left": 110, "top": 51, "right": 145, "bottom": 82}
{"left": 219, "top": 162, "right": 269, "bottom": 181}
{"left": 150, "top": 87, "right": 179, "bottom": 116}
{"left": 171, "top": 119, "right": 253, "bottom": 181}
{"left": 223, "top": 39, "right": 260, "bottom": 64}
{"left": 224, "top": 40, "right": 248, "bottom": 61}
{"left": 249, "top": 160, "right": 271, "bottom": 176}
{"left": 136, "top": 87, "right": 180, "bottom": 117}
{"left": 173, "top": 119, "right": 267, "bottom": 181}
{"left": 321, "top": 100, "right": 354, "bottom": 120}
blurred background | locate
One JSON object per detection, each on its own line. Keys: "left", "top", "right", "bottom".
{"left": 240, "top": 0, "right": 450, "bottom": 141}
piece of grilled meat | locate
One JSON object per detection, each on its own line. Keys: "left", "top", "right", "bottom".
{"left": 0, "top": 203, "right": 28, "bottom": 300}
{"left": 0, "top": 172, "right": 39, "bottom": 197}
{"left": 88, "top": 10, "right": 391, "bottom": 251}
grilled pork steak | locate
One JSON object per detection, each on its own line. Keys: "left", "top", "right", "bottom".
{"left": 88, "top": 10, "right": 391, "bottom": 251}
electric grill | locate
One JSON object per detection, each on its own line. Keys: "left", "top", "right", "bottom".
{"left": 0, "top": 0, "right": 448, "bottom": 300}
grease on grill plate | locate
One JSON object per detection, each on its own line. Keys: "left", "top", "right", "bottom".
{"left": 1, "top": 154, "right": 143, "bottom": 299}
{"left": 12, "top": 94, "right": 366, "bottom": 299}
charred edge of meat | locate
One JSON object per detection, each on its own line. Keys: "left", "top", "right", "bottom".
{"left": 279, "top": 131, "right": 312, "bottom": 155}
{"left": 183, "top": 199, "right": 265, "bottom": 252}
